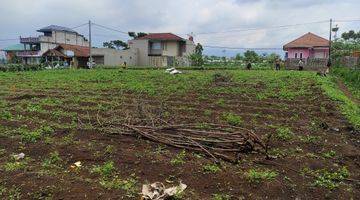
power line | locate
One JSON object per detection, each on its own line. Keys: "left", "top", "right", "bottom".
{"left": 196, "top": 20, "right": 329, "bottom": 35}
{"left": 71, "top": 23, "right": 89, "bottom": 30}
{"left": 202, "top": 45, "right": 282, "bottom": 51}
{"left": 92, "top": 23, "right": 128, "bottom": 35}
{"left": 334, "top": 19, "right": 360, "bottom": 22}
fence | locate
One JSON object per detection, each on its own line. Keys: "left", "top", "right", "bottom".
{"left": 285, "top": 58, "right": 328, "bottom": 71}
{"left": 340, "top": 56, "right": 360, "bottom": 70}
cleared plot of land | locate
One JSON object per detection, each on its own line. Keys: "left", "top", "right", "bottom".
{"left": 0, "top": 69, "right": 359, "bottom": 199}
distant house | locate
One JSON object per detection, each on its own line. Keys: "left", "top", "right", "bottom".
{"left": 128, "top": 33, "right": 195, "bottom": 67}
{"left": 2, "top": 44, "right": 25, "bottom": 61}
{"left": 283, "top": 32, "right": 329, "bottom": 59}
{"left": 3, "top": 25, "right": 89, "bottom": 66}
{"left": 42, "top": 44, "right": 90, "bottom": 67}
{"left": 4, "top": 29, "right": 196, "bottom": 68}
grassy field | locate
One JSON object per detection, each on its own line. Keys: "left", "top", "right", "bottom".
{"left": 0, "top": 69, "right": 359, "bottom": 199}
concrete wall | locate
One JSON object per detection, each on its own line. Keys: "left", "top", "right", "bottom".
{"left": 129, "top": 39, "right": 149, "bottom": 66}
{"left": 285, "top": 58, "right": 327, "bottom": 71}
{"left": 129, "top": 39, "right": 195, "bottom": 66}
{"left": 162, "top": 41, "right": 179, "bottom": 56}
{"left": 92, "top": 48, "right": 138, "bottom": 66}
{"left": 39, "top": 31, "right": 89, "bottom": 54}
{"left": 184, "top": 40, "right": 195, "bottom": 56}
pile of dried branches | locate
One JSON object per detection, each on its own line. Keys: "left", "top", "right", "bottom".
{"left": 81, "top": 98, "right": 267, "bottom": 163}
{"left": 101, "top": 121, "right": 266, "bottom": 163}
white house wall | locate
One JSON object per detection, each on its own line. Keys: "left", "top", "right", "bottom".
{"left": 92, "top": 48, "right": 138, "bottom": 66}
{"left": 129, "top": 39, "right": 149, "bottom": 66}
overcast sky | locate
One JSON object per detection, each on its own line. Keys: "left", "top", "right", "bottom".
{"left": 0, "top": 0, "right": 359, "bottom": 57}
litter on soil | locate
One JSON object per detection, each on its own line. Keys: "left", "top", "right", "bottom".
{"left": 141, "top": 182, "right": 187, "bottom": 200}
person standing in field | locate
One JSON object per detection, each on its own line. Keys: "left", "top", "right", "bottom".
{"left": 275, "top": 59, "right": 281, "bottom": 70}
{"left": 246, "top": 62, "right": 252, "bottom": 70}
{"left": 298, "top": 59, "right": 304, "bottom": 71}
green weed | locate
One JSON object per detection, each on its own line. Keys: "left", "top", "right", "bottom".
{"left": 171, "top": 150, "right": 186, "bottom": 165}
{"left": 299, "top": 135, "right": 321, "bottom": 143}
{"left": 91, "top": 161, "right": 116, "bottom": 177}
{"left": 42, "top": 151, "right": 62, "bottom": 168}
{"left": 276, "top": 127, "right": 293, "bottom": 141}
{"left": 222, "top": 112, "right": 243, "bottom": 126}
{"left": 246, "top": 169, "right": 278, "bottom": 183}
{"left": 203, "top": 163, "right": 221, "bottom": 174}
{"left": 213, "top": 194, "right": 231, "bottom": 200}
{"left": 322, "top": 150, "right": 336, "bottom": 159}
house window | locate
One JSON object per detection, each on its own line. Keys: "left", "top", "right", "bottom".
{"left": 300, "top": 53, "right": 303, "bottom": 59}
{"left": 162, "top": 42, "right": 167, "bottom": 51}
{"left": 151, "top": 42, "right": 161, "bottom": 50}
{"left": 295, "top": 53, "right": 298, "bottom": 58}
{"left": 120, "top": 56, "right": 123, "bottom": 59}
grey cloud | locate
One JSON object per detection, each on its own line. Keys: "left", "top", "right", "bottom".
{"left": 0, "top": 0, "right": 359, "bottom": 56}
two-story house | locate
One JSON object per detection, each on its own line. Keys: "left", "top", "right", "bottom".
{"left": 128, "top": 33, "right": 195, "bottom": 67}
{"left": 17, "top": 25, "right": 89, "bottom": 64}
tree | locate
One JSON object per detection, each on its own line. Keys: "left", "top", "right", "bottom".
{"left": 112, "top": 40, "right": 129, "bottom": 50}
{"left": 189, "top": 43, "right": 204, "bottom": 67}
{"left": 266, "top": 53, "right": 280, "bottom": 63}
{"left": 341, "top": 30, "right": 360, "bottom": 41}
{"left": 103, "top": 40, "right": 129, "bottom": 50}
{"left": 128, "top": 32, "right": 148, "bottom": 39}
{"left": 244, "top": 50, "right": 259, "bottom": 63}
{"left": 235, "top": 53, "right": 243, "bottom": 60}
{"left": 103, "top": 42, "right": 115, "bottom": 49}
{"left": 195, "top": 43, "right": 203, "bottom": 55}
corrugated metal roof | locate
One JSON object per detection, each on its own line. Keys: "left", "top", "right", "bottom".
{"left": 37, "top": 25, "right": 78, "bottom": 34}
{"left": 2, "top": 44, "right": 25, "bottom": 51}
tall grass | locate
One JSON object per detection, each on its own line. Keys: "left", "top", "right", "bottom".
{"left": 331, "top": 67, "right": 360, "bottom": 99}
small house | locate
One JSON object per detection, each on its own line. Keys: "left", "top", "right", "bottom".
{"left": 283, "top": 32, "right": 329, "bottom": 59}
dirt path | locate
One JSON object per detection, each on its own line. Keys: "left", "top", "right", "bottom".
{"left": 337, "top": 79, "right": 359, "bottom": 105}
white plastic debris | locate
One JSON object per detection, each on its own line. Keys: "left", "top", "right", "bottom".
{"left": 70, "top": 161, "right": 82, "bottom": 169}
{"left": 169, "top": 69, "right": 182, "bottom": 75}
{"left": 165, "top": 68, "right": 176, "bottom": 73}
{"left": 74, "top": 161, "right": 82, "bottom": 167}
{"left": 141, "top": 182, "right": 187, "bottom": 200}
{"left": 13, "top": 153, "right": 25, "bottom": 160}
{"left": 165, "top": 68, "right": 182, "bottom": 75}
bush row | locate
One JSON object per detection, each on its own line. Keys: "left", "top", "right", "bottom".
{"left": 0, "top": 64, "right": 44, "bottom": 72}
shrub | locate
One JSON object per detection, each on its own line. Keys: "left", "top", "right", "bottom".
{"left": 42, "top": 151, "right": 62, "bottom": 168}
{"left": 246, "top": 169, "right": 278, "bottom": 183}
{"left": 91, "top": 161, "right": 115, "bottom": 177}
{"left": 222, "top": 112, "right": 243, "bottom": 126}
{"left": 313, "top": 167, "right": 349, "bottom": 190}
{"left": 276, "top": 127, "right": 293, "bottom": 141}
{"left": 203, "top": 163, "right": 221, "bottom": 174}
{"left": 171, "top": 150, "right": 186, "bottom": 165}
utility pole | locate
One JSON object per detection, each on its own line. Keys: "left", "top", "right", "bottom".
{"left": 88, "top": 20, "right": 93, "bottom": 68}
{"left": 328, "top": 18, "right": 332, "bottom": 63}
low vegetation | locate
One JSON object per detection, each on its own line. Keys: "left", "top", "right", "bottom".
{"left": 0, "top": 69, "right": 358, "bottom": 199}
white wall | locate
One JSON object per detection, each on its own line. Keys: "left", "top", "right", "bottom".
{"left": 92, "top": 48, "right": 138, "bottom": 66}
{"left": 162, "top": 41, "right": 179, "bottom": 56}
{"left": 129, "top": 39, "right": 149, "bottom": 66}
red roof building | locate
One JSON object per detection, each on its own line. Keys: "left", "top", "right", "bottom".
{"left": 283, "top": 32, "right": 330, "bottom": 59}
{"left": 136, "top": 33, "right": 185, "bottom": 41}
